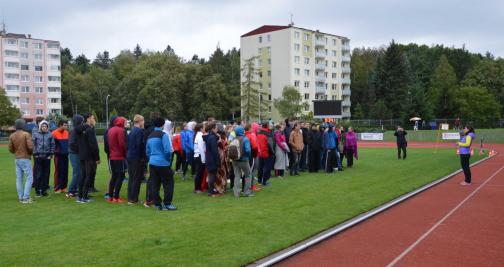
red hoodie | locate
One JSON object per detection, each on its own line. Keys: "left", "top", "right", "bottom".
{"left": 245, "top": 130, "right": 258, "bottom": 158}
{"left": 108, "top": 117, "right": 127, "bottom": 160}
{"left": 257, "top": 127, "right": 271, "bottom": 158}
{"left": 172, "top": 133, "right": 182, "bottom": 152}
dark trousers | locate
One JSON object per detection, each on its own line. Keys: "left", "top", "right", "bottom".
{"left": 460, "top": 154, "right": 471, "bottom": 183}
{"left": 325, "top": 149, "right": 337, "bottom": 173}
{"left": 207, "top": 171, "right": 217, "bottom": 194}
{"left": 290, "top": 152, "right": 301, "bottom": 175}
{"left": 145, "top": 175, "right": 153, "bottom": 202}
{"left": 258, "top": 157, "right": 273, "bottom": 185}
{"left": 79, "top": 160, "right": 97, "bottom": 199}
{"left": 193, "top": 157, "right": 205, "bottom": 191}
{"left": 54, "top": 154, "right": 69, "bottom": 190}
{"left": 127, "top": 159, "right": 143, "bottom": 202}
{"left": 174, "top": 151, "right": 183, "bottom": 171}
{"left": 398, "top": 144, "right": 407, "bottom": 159}
{"left": 35, "top": 157, "right": 51, "bottom": 193}
{"left": 182, "top": 151, "right": 193, "bottom": 176}
{"left": 149, "top": 165, "right": 174, "bottom": 206}
{"left": 309, "top": 149, "right": 320, "bottom": 172}
{"left": 109, "top": 160, "right": 125, "bottom": 199}
{"left": 345, "top": 148, "right": 354, "bottom": 167}
{"left": 300, "top": 145, "right": 308, "bottom": 170}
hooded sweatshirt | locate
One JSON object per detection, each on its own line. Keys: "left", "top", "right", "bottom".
{"left": 69, "top": 115, "right": 84, "bottom": 154}
{"left": 108, "top": 116, "right": 127, "bottom": 160}
{"left": 52, "top": 125, "right": 69, "bottom": 155}
{"left": 32, "top": 120, "right": 55, "bottom": 157}
{"left": 234, "top": 126, "right": 251, "bottom": 162}
{"left": 344, "top": 131, "right": 359, "bottom": 159}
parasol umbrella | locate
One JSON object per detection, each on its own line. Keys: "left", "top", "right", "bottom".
{"left": 409, "top": 117, "right": 421, "bottom": 121}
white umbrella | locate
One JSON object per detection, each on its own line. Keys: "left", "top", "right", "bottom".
{"left": 409, "top": 117, "right": 421, "bottom": 121}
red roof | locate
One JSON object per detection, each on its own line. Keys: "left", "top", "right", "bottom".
{"left": 241, "top": 25, "right": 291, "bottom": 38}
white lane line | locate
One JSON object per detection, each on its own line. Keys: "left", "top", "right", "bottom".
{"left": 387, "top": 165, "right": 504, "bottom": 267}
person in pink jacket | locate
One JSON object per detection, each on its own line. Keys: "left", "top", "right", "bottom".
{"left": 343, "top": 127, "right": 358, "bottom": 167}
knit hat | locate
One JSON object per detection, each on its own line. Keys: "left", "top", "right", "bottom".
{"left": 15, "top": 119, "right": 26, "bottom": 130}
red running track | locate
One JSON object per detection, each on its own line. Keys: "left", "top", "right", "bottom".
{"left": 276, "top": 144, "right": 504, "bottom": 267}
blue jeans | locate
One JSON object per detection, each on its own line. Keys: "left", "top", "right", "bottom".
{"left": 15, "top": 159, "right": 33, "bottom": 200}
{"left": 69, "top": 153, "right": 81, "bottom": 193}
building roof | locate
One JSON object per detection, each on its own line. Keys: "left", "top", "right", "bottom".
{"left": 0, "top": 32, "right": 59, "bottom": 43}
{"left": 241, "top": 25, "right": 349, "bottom": 40}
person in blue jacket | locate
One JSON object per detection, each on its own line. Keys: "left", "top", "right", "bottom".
{"left": 146, "top": 117, "right": 177, "bottom": 211}
{"left": 231, "top": 126, "right": 253, "bottom": 198}
{"left": 181, "top": 121, "right": 195, "bottom": 180}
{"left": 324, "top": 124, "right": 342, "bottom": 173}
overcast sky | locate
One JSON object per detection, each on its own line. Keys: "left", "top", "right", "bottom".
{"left": 2, "top": 0, "right": 503, "bottom": 60}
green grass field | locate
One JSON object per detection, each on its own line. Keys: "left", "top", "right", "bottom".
{"left": 0, "top": 146, "right": 484, "bottom": 266}
{"left": 382, "top": 128, "right": 504, "bottom": 143}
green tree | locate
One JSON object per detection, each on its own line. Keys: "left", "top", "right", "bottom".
{"left": 93, "top": 51, "right": 112, "bottom": 69}
{"left": 369, "top": 100, "right": 392, "bottom": 119}
{"left": 74, "top": 54, "right": 90, "bottom": 74}
{"left": 428, "top": 55, "right": 458, "bottom": 117}
{"left": 0, "top": 88, "right": 21, "bottom": 126}
{"left": 350, "top": 47, "right": 383, "bottom": 116}
{"left": 463, "top": 59, "right": 504, "bottom": 115}
{"left": 133, "top": 44, "right": 143, "bottom": 60}
{"left": 352, "top": 102, "right": 365, "bottom": 119}
{"left": 455, "top": 86, "right": 501, "bottom": 127}
{"left": 273, "top": 86, "right": 308, "bottom": 119}
{"left": 240, "top": 57, "right": 263, "bottom": 121}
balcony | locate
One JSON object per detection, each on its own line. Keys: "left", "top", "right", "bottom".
{"left": 341, "top": 77, "right": 351, "bottom": 84}
{"left": 342, "top": 111, "right": 351, "bottom": 118}
{"left": 315, "top": 85, "right": 326, "bottom": 93}
{"left": 342, "top": 88, "right": 351, "bottom": 96}
{"left": 315, "top": 51, "right": 326, "bottom": 58}
{"left": 315, "top": 38, "right": 325, "bottom": 47}
{"left": 315, "top": 75, "right": 326, "bottom": 82}
{"left": 342, "top": 100, "right": 351, "bottom": 107}
{"left": 341, "top": 66, "right": 351, "bottom": 73}
{"left": 315, "top": 63, "right": 326, "bottom": 70}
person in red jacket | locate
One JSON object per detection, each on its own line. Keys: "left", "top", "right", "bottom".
{"left": 107, "top": 116, "right": 127, "bottom": 203}
{"left": 257, "top": 122, "right": 274, "bottom": 186}
{"left": 245, "top": 123, "right": 260, "bottom": 191}
{"left": 172, "top": 127, "right": 183, "bottom": 173}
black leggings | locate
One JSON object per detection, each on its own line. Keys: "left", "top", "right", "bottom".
{"left": 397, "top": 144, "right": 407, "bottom": 159}
{"left": 460, "top": 154, "right": 471, "bottom": 183}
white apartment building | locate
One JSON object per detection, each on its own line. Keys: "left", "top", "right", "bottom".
{"left": 0, "top": 30, "right": 62, "bottom": 120}
{"left": 240, "top": 25, "right": 351, "bottom": 121}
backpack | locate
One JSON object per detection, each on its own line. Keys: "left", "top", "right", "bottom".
{"left": 227, "top": 136, "right": 243, "bottom": 160}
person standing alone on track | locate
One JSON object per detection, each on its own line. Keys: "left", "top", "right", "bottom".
{"left": 458, "top": 126, "right": 475, "bottom": 186}
{"left": 394, "top": 126, "right": 408, "bottom": 160}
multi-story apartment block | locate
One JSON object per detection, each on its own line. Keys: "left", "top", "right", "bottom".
{"left": 1, "top": 29, "right": 62, "bottom": 120}
{"left": 240, "top": 25, "right": 351, "bottom": 121}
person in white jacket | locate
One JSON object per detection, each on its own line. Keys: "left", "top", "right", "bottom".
{"left": 192, "top": 123, "right": 206, "bottom": 193}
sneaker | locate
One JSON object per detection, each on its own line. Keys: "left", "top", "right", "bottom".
{"left": 127, "top": 201, "right": 137, "bottom": 205}
{"left": 251, "top": 185, "right": 262, "bottom": 191}
{"left": 54, "top": 189, "right": 62, "bottom": 193}
{"left": 81, "top": 198, "right": 91, "bottom": 203}
{"left": 42, "top": 192, "right": 49, "bottom": 197}
{"left": 66, "top": 192, "right": 76, "bottom": 198}
{"left": 76, "top": 198, "right": 83, "bottom": 203}
{"left": 194, "top": 190, "right": 203, "bottom": 194}
{"left": 338, "top": 168, "right": 343, "bottom": 172}
{"left": 22, "top": 198, "right": 34, "bottom": 204}
{"left": 143, "top": 201, "right": 153, "bottom": 208}
{"left": 107, "top": 197, "right": 115, "bottom": 203}
{"left": 18, "top": 198, "right": 23, "bottom": 203}
{"left": 114, "top": 198, "right": 125, "bottom": 203}
{"left": 208, "top": 193, "right": 222, "bottom": 198}
{"left": 164, "top": 204, "right": 177, "bottom": 211}
{"left": 460, "top": 181, "right": 471, "bottom": 186}
{"left": 155, "top": 205, "right": 163, "bottom": 211}
{"left": 244, "top": 193, "right": 255, "bottom": 197}
{"left": 104, "top": 193, "right": 110, "bottom": 199}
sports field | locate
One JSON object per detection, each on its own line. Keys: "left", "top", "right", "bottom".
{"left": 0, "top": 146, "right": 484, "bottom": 266}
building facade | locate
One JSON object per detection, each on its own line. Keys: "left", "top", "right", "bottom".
{"left": 240, "top": 25, "right": 351, "bottom": 122}
{"left": 1, "top": 31, "right": 62, "bottom": 120}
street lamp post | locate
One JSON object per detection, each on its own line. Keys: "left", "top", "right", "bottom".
{"left": 106, "top": 94, "right": 111, "bottom": 128}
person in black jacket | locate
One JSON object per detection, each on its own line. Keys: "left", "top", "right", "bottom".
{"left": 205, "top": 122, "right": 221, "bottom": 197}
{"left": 75, "top": 113, "right": 100, "bottom": 203}
{"left": 394, "top": 126, "right": 408, "bottom": 159}
{"left": 308, "top": 124, "right": 322, "bottom": 172}
{"left": 299, "top": 122, "right": 310, "bottom": 171}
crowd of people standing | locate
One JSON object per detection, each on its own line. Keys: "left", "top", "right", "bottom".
{"left": 8, "top": 113, "right": 360, "bottom": 210}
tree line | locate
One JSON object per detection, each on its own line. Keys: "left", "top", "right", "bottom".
{"left": 350, "top": 41, "right": 504, "bottom": 127}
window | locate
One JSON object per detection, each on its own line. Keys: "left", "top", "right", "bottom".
{"left": 303, "top": 45, "right": 310, "bottom": 53}
{"left": 50, "top": 65, "right": 61, "bottom": 71}
{"left": 48, "top": 76, "right": 60, "bottom": 82}
{"left": 324, "top": 72, "right": 328, "bottom": 78}
{"left": 294, "top": 31, "right": 300, "bottom": 39}
{"left": 34, "top": 53, "right": 43, "bottom": 60}
{"left": 267, "top": 47, "right": 271, "bottom": 55}
{"left": 35, "top": 66, "right": 43, "bottom": 71}
{"left": 36, "top": 99, "right": 43, "bottom": 105}
{"left": 48, "top": 87, "right": 60, "bottom": 92}
{"left": 325, "top": 83, "right": 328, "bottom": 89}
{"left": 21, "top": 86, "right": 30, "bottom": 92}
{"left": 304, "top": 69, "right": 310, "bottom": 76}
{"left": 294, "top": 43, "right": 300, "bottom": 51}
{"left": 267, "top": 70, "right": 271, "bottom": 77}
{"left": 21, "top": 75, "right": 30, "bottom": 82}
{"left": 294, "top": 68, "right": 300, "bottom": 76}
{"left": 332, "top": 39, "right": 337, "bottom": 46}
{"left": 5, "top": 62, "right": 19, "bottom": 68}
{"left": 304, "top": 93, "right": 309, "bottom": 100}
{"left": 294, "top": 80, "right": 300, "bottom": 87}
{"left": 21, "top": 98, "right": 30, "bottom": 104}
{"left": 50, "top": 98, "right": 60, "bottom": 103}
{"left": 258, "top": 59, "right": 262, "bottom": 67}
{"left": 20, "top": 52, "right": 29, "bottom": 59}
{"left": 5, "top": 39, "right": 18, "bottom": 45}
{"left": 6, "top": 85, "right": 19, "bottom": 92}
{"left": 332, "top": 50, "right": 337, "bottom": 56}
{"left": 304, "top": 33, "right": 310, "bottom": 41}
{"left": 304, "top": 81, "right": 310, "bottom": 88}
{"left": 304, "top": 57, "right": 310, "bottom": 65}
{"left": 49, "top": 54, "right": 59, "bottom": 60}
{"left": 332, "top": 95, "right": 337, "bottom": 100}
{"left": 21, "top": 65, "right": 29, "bottom": 70}
{"left": 5, "top": 73, "right": 19, "bottom": 80}
{"left": 4, "top": 50, "right": 19, "bottom": 56}
{"left": 259, "top": 83, "right": 263, "bottom": 90}
{"left": 267, "top": 58, "right": 271, "bottom": 65}
{"left": 9, "top": 97, "right": 19, "bottom": 104}
{"left": 267, "top": 35, "right": 271, "bottom": 42}
{"left": 332, "top": 73, "right": 337, "bottom": 79}
{"left": 268, "top": 106, "right": 272, "bottom": 113}
{"left": 258, "top": 48, "right": 262, "bottom": 54}
{"left": 259, "top": 72, "right": 263, "bottom": 78}
{"left": 34, "top": 76, "right": 43, "bottom": 83}
{"left": 35, "top": 87, "right": 43, "bottom": 93}
{"left": 36, "top": 109, "right": 44, "bottom": 115}
{"left": 47, "top": 42, "right": 59, "bottom": 49}
{"left": 20, "top": 41, "right": 29, "bottom": 48}
{"left": 305, "top": 105, "right": 310, "bottom": 111}
{"left": 331, "top": 84, "right": 337, "bottom": 90}
{"left": 294, "top": 56, "right": 300, "bottom": 64}
{"left": 22, "top": 110, "right": 30, "bottom": 116}
{"left": 268, "top": 94, "right": 272, "bottom": 101}
{"left": 324, "top": 49, "right": 328, "bottom": 55}
{"left": 268, "top": 82, "right": 271, "bottom": 89}
{"left": 50, "top": 109, "right": 61, "bottom": 115}
{"left": 332, "top": 61, "right": 337, "bottom": 68}
{"left": 34, "top": 43, "right": 43, "bottom": 49}
{"left": 258, "top": 36, "right": 262, "bottom": 43}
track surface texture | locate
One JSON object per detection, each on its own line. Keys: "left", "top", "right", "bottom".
{"left": 276, "top": 143, "right": 504, "bottom": 267}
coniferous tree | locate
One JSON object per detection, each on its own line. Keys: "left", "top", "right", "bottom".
{"left": 240, "top": 57, "right": 263, "bottom": 121}
{"left": 428, "top": 55, "right": 458, "bottom": 117}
